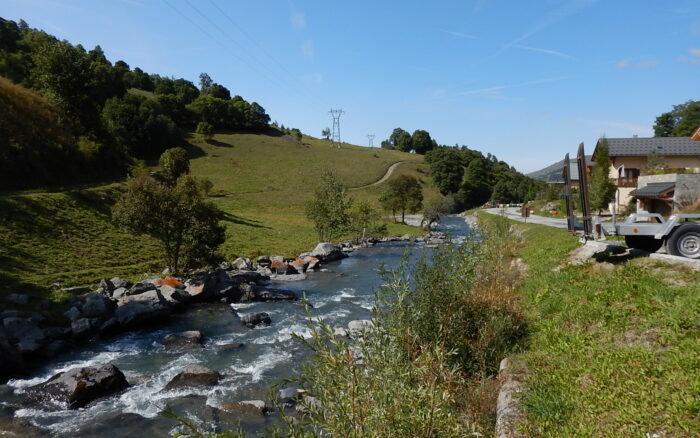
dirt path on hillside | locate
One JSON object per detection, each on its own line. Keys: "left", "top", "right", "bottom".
{"left": 350, "top": 161, "right": 405, "bottom": 190}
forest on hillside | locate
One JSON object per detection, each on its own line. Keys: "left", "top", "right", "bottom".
{"left": 0, "top": 17, "right": 270, "bottom": 190}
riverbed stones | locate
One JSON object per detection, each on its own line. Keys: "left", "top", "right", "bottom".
{"left": 160, "top": 330, "right": 202, "bottom": 348}
{"left": 115, "top": 292, "right": 171, "bottom": 328}
{"left": 63, "top": 307, "right": 82, "bottom": 321}
{"left": 110, "top": 277, "right": 132, "bottom": 290}
{"left": 252, "top": 288, "right": 297, "bottom": 301}
{"left": 2, "top": 317, "right": 46, "bottom": 354}
{"left": 0, "top": 326, "right": 24, "bottom": 381}
{"left": 71, "top": 317, "right": 94, "bottom": 339}
{"left": 164, "top": 365, "right": 221, "bottom": 390}
{"left": 232, "top": 257, "right": 253, "bottom": 271}
{"left": 81, "top": 292, "right": 113, "bottom": 318}
{"left": 30, "top": 364, "right": 129, "bottom": 409}
{"left": 5, "top": 294, "right": 29, "bottom": 305}
{"left": 215, "top": 342, "right": 244, "bottom": 352}
{"left": 219, "top": 400, "right": 268, "bottom": 416}
{"left": 310, "top": 243, "right": 347, "bottom": 263}
{"left": 240, "top": 312, "right": 271, "bottom": 328}
{"left": 126, "top": 281, "right": 156, "bottom": 296}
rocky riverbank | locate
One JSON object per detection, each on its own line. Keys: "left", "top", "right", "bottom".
{"left": 0, "top": 232, "right": 448, "bottom": 385}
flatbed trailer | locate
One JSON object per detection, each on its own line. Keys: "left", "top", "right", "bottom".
{"left": 563, "top": 144, "right": 700, "bottom": 259}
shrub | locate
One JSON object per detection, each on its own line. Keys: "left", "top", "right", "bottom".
{"left": 159, "top": 147, "right": 190, "bottom": 183}
{"left": 196, "top": 121, "right": 214, "bottom": 141}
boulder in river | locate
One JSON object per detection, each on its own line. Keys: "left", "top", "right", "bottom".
{"left": 310, "top": 243, "right": 348, "bottom": 263}
{"left": 253, "top": 287, "right": 297, "bottom": 301}
{"left": 219, "top": 400, "right": 268, "bottom": 416}
{"left": 240, "top": 312, "right": 271, "bottom": 328}
{"left": 81, "top": 292, "right": 114, "bottom": 318}
{"left": 164, "top": 364, "right": 221, "bottom": 390}
{"left": 160, "top": 330, "right": 203, "bottom": 348}
{"left": 29, "top": 364, "right": 129, "bottom": 409}
{"left": 232, "top": 257, "right": 253, "bottom": 271}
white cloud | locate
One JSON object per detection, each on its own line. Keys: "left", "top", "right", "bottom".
{"left": 515, "top": 44, "right": 574, "bottom": 59}
{"left": 291, "top": 12, "right": 306, "bottom": 30}
{"left": 678, "top": 48, "right": 700, "bottom": 64}
{"left": 301, "top": 40, "right": 315, "bottom": 57}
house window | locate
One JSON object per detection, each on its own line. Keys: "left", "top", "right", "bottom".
{"left": 623, "top": 168, "right": 640, "bottom": 179}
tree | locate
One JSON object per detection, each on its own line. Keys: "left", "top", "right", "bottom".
{"left": 421, "top": 195, "right": 451, "bottom": 230}
{"left": 204, "top": 83, "right": 231, "bottom": 100}
{"left": 653, "top": 100, "right": 700, "bottom": 137}
{"left": 305, "top": 169, "right": 353, "bottom": 242}
{"left": 198, "top": 72, "right": 213, "bottom": 91}
{"left": 348, "top": 200, "right": 385, "bottom": 244}
{"left": 396, "top": 131, "right": 413, "bottom": 152}
{"left": 196, "top": 121, "right": 214, "bottom": 141}
{"left": 159, "top": 147, "right": 189, "bottom": 183}
{"left": 322, "top": 127, "right": 331, "bottom": 140}
{"left": 457, "top": 157, "right": 490, "bottom": 208}
{"left": 113, "top": 174, "right": 225, "bottom": 275}
{"left": 381, "top": 175, "right": 423, "bottom": 223}
{"left": 411, "top": 129, "right": 434, "bottom": 154}
{"left": 425, "top": 147, "right": 463, "bottom": 195}
{"left": 388, "top": 128, "right": 408, "bottom": 147}
{"left": 589, "top": 139, "right": 617, "bottom": 213}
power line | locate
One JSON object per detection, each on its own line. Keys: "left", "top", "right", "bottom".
{"left": 329, "top": 109, "right": 344, "bottom": 148}
{"left": 367, "top": 134, "right": 375, "bottom": 147}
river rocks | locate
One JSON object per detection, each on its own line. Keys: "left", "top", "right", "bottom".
{"left": 184, "top": 274, "right": 217, "bottom": 302}
{"left": 2, "top": 317, "right": 46, "bottom": 354}
{"left": 71, "top": 318, "right": 94, "bottom": 339}
{"left": 256, "top": 256, "right": 271, "bottom": 267}
{"left": 219, "top": 400, "right": 268, "bottom": 416}
{"left": 232, "top": 257, "right": 253, "bottom": 270}
{"left": 115, "top": 292, "right": 171, "bottom": 328}
{"left": 160, "top": 330, "right": 202, "bottom": 348}
{"left": 5, "top": 294, "right": 29, "bottom": 305}
{"left": 215, "top": 342, "right": 244, "bottom": 352}
{"left": 240, "top": 312, "right": 271, "bottom": 328}
{"left": 112, "top": 287, "right": 128, "bottom": 300}
{"left": 252, "top": 288, "right": 297, "bottom": 301}
{"left": 229, "top": 270, "right": 265, "bottom": 283}
{"left": 303, "top": 256, "right": 320, "bottom": 271}
{"left": 99, "top": 278, "right": 115, "bottom": 296}
{"left": 164, "top": 365, "right": 221, "bottom": 390}
{"left": 270, "top": 273, "right": 307, "bottom": 282}
{"left": 30, "top": 364, "right": 129, "bottom": 409}
{"left": 63, "top": 307, "right": 82, "bottom": 321}
{"left": 110, "top": 277, "right": 132, "bottom": 290}
{"left": 98, "top": 317, "right": 120, "bottom": 336}
{"left": 126, "top": 281, "right": 156, "bottom": 296}
{"left": 310, "top": 243, "right": 348, "bottom": 263}
{"left": 81, "top": 292, "right": 114, "bottom": 318}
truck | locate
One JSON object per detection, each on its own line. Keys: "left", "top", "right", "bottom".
{"left": 563, "top": 143, "right": 700, "bottom": 259}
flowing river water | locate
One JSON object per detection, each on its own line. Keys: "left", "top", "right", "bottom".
{"left": 1, "top": 215, "right": 472, "bottom": 437}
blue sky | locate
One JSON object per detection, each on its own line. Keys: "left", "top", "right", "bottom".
{"left": 4, "top": 0, "right": 700, "bottom": 172}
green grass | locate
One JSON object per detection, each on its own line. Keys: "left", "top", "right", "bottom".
{"left": 0, "top": 131, "right": 436, "bottom": 309}
{"left": 478, "top": 212, "right": 700, "bottom": 437}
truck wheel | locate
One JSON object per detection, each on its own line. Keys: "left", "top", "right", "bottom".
{"left": 624, "top": 235, "right": 663, "bottom": 252}
{"left": 667, "top": 222, "right": 700, "bottom": 259}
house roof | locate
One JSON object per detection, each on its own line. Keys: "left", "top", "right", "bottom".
{"left": 692, "top": 127, "right": 700, "bottom": 141}
{"left": 598, "top": 137, "right": 700, "bottom": 157}
{"left": 629, "top": 182, "right": 676, "bottom": 198}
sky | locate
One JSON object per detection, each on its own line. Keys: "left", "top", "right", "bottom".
{"left": 3, "top": 0, "right": 700, "bottom": 172}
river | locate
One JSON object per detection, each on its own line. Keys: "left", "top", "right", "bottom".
{"left": 1, "top": 215, "right": 472, "bottom": 437}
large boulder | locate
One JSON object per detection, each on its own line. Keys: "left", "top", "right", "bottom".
{"left": 240, "top": 312, "right": 271, "bottom": 328}
{"left": 164, "top": 364, "right": 221, "bottom": 390}
{"left": 71, "top": 317, "right": 95, "bottom": 339}
{"left": 115, "top": 291, "right": 171, "bottom": 328}
{"left": 81, "top": 292, "right": 114, "bottom": 318}
{"left": 310, "top": 243, "right": 348, "bottom": 263}
{"left": 126, "top": 281, "right": 156, "bottom": 296}
{"left": 229, "top": 270, "right": 265, "bottom": 283}
{"left": 29, "top": 364, "right": 129, "bottom": 409}
{"left": 110, "top": 277, "right": 132, "bottom": 289}
{"left": 184, "top": 274, "right": 217, "bottom": 302}
{"left": 289, "top": 260, "right": 308, "bottom": 274}
{"left": 2, "top": 317, "right": 46, "bottom": 354}
{"left": 160, "top": 330, "right": 202, "bottom": 348}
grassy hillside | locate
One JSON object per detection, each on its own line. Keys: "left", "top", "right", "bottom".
{"left": 0, "top": 131, "right": 437, "bottom": 306}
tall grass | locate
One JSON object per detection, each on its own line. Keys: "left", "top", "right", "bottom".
{"left": 274, "top": 216, "right": 527, "bottom": 436}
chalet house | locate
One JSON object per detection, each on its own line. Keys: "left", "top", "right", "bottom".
{"left": 592, "top": 136, "right": 700, "bottom": 212}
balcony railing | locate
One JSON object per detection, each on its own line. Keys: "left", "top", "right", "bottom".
{"left": 617, "top": 177, "right": 638, "bottom": 188}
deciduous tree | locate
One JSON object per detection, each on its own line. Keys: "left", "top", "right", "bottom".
{"left": 305, "top": 169, "right": 353, "bottom": 242}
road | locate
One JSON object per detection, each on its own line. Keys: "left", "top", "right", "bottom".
{"left": 350, "top": 161, "right": 404, "bottom": 190}
{"left": 485, "top": 207, "right": 569, "bottom": 229}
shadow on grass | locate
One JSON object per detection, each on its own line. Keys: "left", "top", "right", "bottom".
{"left": 221, "top": 212, "right": 271, "bottom": 229}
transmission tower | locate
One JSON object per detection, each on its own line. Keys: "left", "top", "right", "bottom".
{"left": 328, "top": 109, "right": 344, "bottom": 148}
{"left": 367, "top": 134, "right": 375, "bottom": 147}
